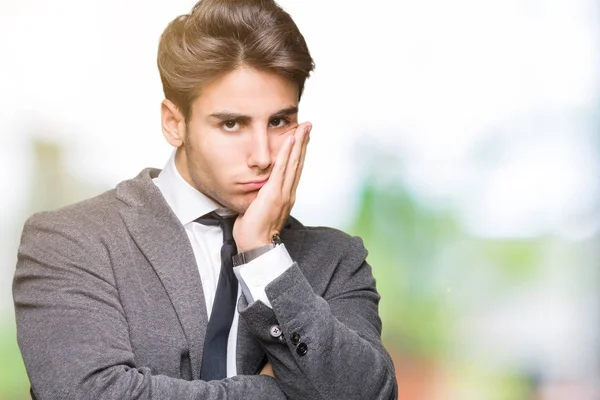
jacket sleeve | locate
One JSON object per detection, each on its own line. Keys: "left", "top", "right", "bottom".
{"left": 237, "top": 234, "right": 398, "bottom": 400}
{"left": 12, "top": 213, "right": 287, "bottom": 400}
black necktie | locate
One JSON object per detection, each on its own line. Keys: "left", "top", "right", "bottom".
{"left": 195, "top": 212, "right": 238, "bottom": 381}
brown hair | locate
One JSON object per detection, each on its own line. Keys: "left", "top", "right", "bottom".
{"left": 157, "top": 0, "right": 315, "bottom": 121}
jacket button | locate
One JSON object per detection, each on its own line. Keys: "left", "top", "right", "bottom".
{"left": 269, "top": 325, "right": 282, "bottom": 339}
{"left": 296, "top": 342, "right": 308, "bottom": 356}
{"left": 291, "top": 332, "right": 301, "bottom": 346}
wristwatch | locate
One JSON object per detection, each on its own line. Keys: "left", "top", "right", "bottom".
{"left": 232, "top": 233, "right": 282, "bottom": 267}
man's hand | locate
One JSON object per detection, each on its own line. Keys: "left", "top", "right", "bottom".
{"left": 260, "top": 362, "right": 275, "bottom": 378}
{"left": 233, "top": 122, "right": 311, "bottom": 252}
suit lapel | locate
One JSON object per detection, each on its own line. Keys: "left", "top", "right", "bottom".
{"left": 117, "top": 169, "right": 208, "bottom": 380}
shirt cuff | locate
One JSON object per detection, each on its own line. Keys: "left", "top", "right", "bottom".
{"left": 233, "top": 244, "right": 293, "bottom": 308}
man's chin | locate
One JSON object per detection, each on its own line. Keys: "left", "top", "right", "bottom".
{"left": 227, "top": 191, "right": 258, "bottom": 214}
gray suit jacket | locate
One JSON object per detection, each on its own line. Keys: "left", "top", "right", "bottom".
{"left": 13, "top": 168, "right": 397, "bottom": 400}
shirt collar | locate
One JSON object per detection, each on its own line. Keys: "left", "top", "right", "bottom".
{"left": 154, "top": 150, "right": 233, "bottom": 226}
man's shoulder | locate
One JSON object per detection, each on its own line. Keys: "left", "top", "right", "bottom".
{"left": 23, "top": 168, "right": 162, "bottom": 233}
{"left": 20, "top": 193, "right": 123, "bottom": 251}
{"left": 286, "top": 217, "right": 370, "bottom": 292}
{"left": 287, "top": 216, "right": 366, "bottom": 253}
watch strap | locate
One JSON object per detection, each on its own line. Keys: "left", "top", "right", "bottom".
{"left": 232, "top": 233, "right": 283, "bottom": 267}
{"left": 232, "top": 243, "right": 277, "bottom": 267}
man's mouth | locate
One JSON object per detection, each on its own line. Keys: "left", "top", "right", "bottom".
{"left": 239, "top": 178, "right": 269, "bottom": 191}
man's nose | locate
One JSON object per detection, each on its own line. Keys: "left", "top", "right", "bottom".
{"left": 247, "top": 128, "right": 272, "bottom": 170}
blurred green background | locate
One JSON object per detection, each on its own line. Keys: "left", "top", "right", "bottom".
{"left": 1, "top": 0, "right": 599, "bottom": 399}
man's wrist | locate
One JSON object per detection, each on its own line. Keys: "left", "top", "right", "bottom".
{"left": 236, "top": 239, "right": 271, "bottom": 254}
{"left": 232, "top": 243, "right": 276, "bottom": 267}
{"left": 233, "top": 233, "right": 283, "bottom": 267}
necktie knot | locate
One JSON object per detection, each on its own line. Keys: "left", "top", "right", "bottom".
{"left": 195, "top": 212, "right": 236, "bottom": 243}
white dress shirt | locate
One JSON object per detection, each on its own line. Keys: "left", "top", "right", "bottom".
{"left": 153, "top": 151, "right": 293, "bottom": 377}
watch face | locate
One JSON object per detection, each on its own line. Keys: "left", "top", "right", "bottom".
{"left": 272, "top": 233, "right": 282, "bottom": 244}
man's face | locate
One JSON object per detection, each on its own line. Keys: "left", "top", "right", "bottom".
{"left": 175, "top": 66, "right": 300, "bottom": 214}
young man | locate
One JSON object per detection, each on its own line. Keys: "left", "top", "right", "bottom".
{"left": 13, "top": 0, "right": 397, "bottom": 399}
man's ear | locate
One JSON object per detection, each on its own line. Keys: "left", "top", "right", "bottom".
{"left": 161, "top": 99, "right": 186, "bottom": 147}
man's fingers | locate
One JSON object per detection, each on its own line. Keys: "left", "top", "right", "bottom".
{"left": 291, "top": 124, "right": 311, "bottom": 194}
{"left": 260, "top": 362, "right": 275, "bottom": 378}
{"left": 268, "top": 129, "right": 296, "bottom": 188}
{"left": 282, "top": 123, "right": 310, "bottom": 196}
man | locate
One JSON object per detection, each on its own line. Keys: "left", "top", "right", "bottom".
{"left": 13, "top": 0, "right": 398, "bottom": 399}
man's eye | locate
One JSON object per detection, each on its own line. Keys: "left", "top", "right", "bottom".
{"left": 223, "top": 120, "right": 239, "bottom": 131}
{"left": 270, "top": 118, "right": 288, "bottom": 128}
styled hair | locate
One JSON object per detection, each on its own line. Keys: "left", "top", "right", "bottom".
{"left": 157, "top": 0, "right": 315, "bottom": 121}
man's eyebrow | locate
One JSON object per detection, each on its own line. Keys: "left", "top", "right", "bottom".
{"left": 270, "top": 106, "right": 299, "bottom": 119}
{"left": 208, "top": 106, "right": 299, "bottom": 121}
{"left": 208, "top": 111, "right": 250, "bottom": 122}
